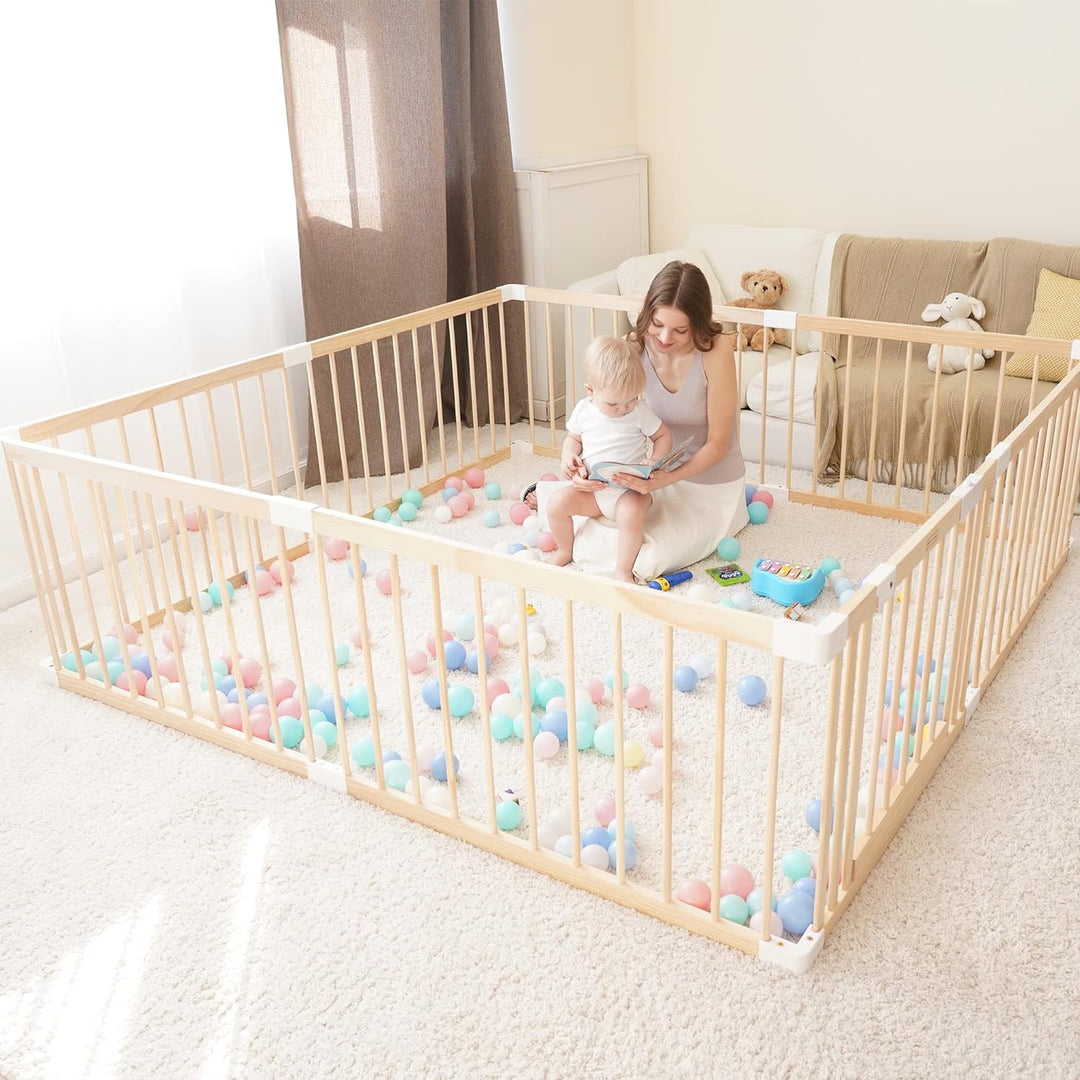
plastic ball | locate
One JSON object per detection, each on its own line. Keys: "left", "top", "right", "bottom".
{"left": 249, "top": 713, "right": 273, "bottom": 740}
{"left": 198, "top": 591, "right": 213, "bottom": 612}
{"left": 444, "top": 476, "right": 464, "bottom": 491}
{"left": 687, "top": 584, "right": 713, "bottom": 604}
{"left": 805, "top": 797, "right": 823, "bottom": 832}
{"left": 583, "top": 677, "right": 605, "bottom": 705}
{"left": 373, "top": 506, "right": 392, "bottom": 523}
{"left": 397, "top": 501, "right": 417, "bottom": 522}
{"left": 161, "top": 626, "right": 184, "bottom": 651}
{"left": 534, "top": 678, "right": 564, "bottom": 708}
{"left": 626, "top": 684, "right": 650, "bottom": 709}
{"left": 720, "top": 894, "right": 750, "bottom": 925}
{"left": 540, "top": 709, "right": 568, "bottom": 742}
{"left": 676, "top": 878, "right": 712, "bottom": 911}
{"left": 253, "top": 569, "right": 275, "bottom": 596}
{"left": 426, "top": 629, "right": 454, "bottom": 657}
{"left": 375, "top": 569, "right": 393, "bottom": 596}
{"left": 777, "top": 890, "right": 815, "bottom": 936}
{"left": 183, "top": 508, "right": 204, "bottom": 531}
{"left": 604, "top": 668, "right": 629, "bottom": 693}
{"left": 447, "top": 684, "right": 474, "bottom": 718}
{"left": 277, "top": 697, "right": 302, "bottom": 719}
{"left": 534, "top": 730, "right": 560, "bottom": 759}
{"left": 751, "top": 489, "right": 774, "bottom": 509}
{"left": 509, "top": 501, "right": 531, "bottom": 525}
{"left": 406, "top": 649, "right": 428, "bottom": 675}
{"left": 607, "top": 837, "right": 638, "bottom": 871}
{"left": 116, "top": 669, "right": 148, "bottom": 695}
{"left": 580, "top": 844, "right": 609, "bottom": 870}
{"left": 433, "top": 505, "right": 453, "bottom": 524}
{"left": 717, "top": 536, "right": 741, "bottom": 561}
{"left": 156, "top": 655, "right": 179, "bottom": 682}
{"left": 430, "top": 751, "right": 459, "bottom": 782}
{"left": 750, "top": 910, "right": 785, "bottom": 936}
{"left": 836, "top": 588, "right": 855, "bottom": 605}
{"left": 746, "top": 887, "right": 778, "bottom": 917}
{"left": 730, "top": 590, "right": 754, "bottom": 611}
{"left": 447, "top": 494, "right": 469, "bottom": 518}
{"left": 513, "top": 711, "right": 541, "bottom": 739}
{"left": 351, "top": 735, "right": 376, "bottom": 768}
{"left": 312, "top": 719, "right": 337, "bottom": 749}
{"left": 574, "top": 697, "right": 598, "bottom": 727}
{"left": 737, "top": 674, "right": 767, "bottom": 706}
{"left": 423, "top": 786, "right": 452, "bottom": 810}
{"left": 606, "top": 818, "right": 637, "bottom": 842}
{"left": 593, "top": 794, "right": 616, "bottom": 827}
{"left": 441, "top": 487, "right": 458, "bottom": 503}
{"left": 347, "top": 627, "right": 367, "bottom": 649}
{"left": 421, "top": 678, "right": 442, "bottom": 709}
{"left": 747, "top": 501, "right": 769, "bottom": 525}
{"left": 490, "top": 692, "right": 521, "bottom": 717}
{"left": 495, "top": 800, "right": 522, "bottom": 830}
{"left": 130, "top": 652, "right": 152, "bottom": 678}
{"left": 820, "top": 556, "right": 841, "bottom": 576}
{"left": 593, "top": 721, "right": 616, "bottom": 756}
{"left": 462, "top": 466, "right": 484, "bottom": 489}
{"left": 526, "top": 631, "right": 547, "bottom": 655}
{"left": 273, "top": 716, "right": 305, "bottom": 750}
{"left": 490, "top": 712, "right": 514, "bottom": 741}
{"left": 384, "top": 759, "right": 411, "bottom": 791}
{"left": 496, "top": 622, "right": 519, "bottom": 647}
{"left": 484, "top": 482, "right": 501, "bottom": 500}
{"left": 443, "top": 640, "right": 467, "bottom": 670}
{"left": 465, "top": 649, "right": 492, "bottom": 675}
{"left": 673, "top": 665, "right": 699, "bottom": 693}
{"left": 623, "top": 740, "right": 645, "bottom": 768}
{"left": 483, "top": 509, "right": 500, "bottom": 528}
{"left": 507, "top": 543, "right": 525, "bottom": 556}
{"left": 646, "top": 719, "right": 664, "bottom": 748}
{"left": 269, "top": 559, "right": 295, "bottom": 585}
{"left": 793, "top": 876, "right": 816, "bottom": 900}
{"left": 486, "top": 676, "right": 510, "bottom": 701}
{"left": 324, "top": 537, "right": 350, "bottom": 560}
{"left": 720, "top": 863, "right": 755, "bottom": 900}
{"left": 782, "top": 849, "right": 813, "bottom": 881}
{"left": 575, "top": 720, "right": 595, "bottom": 750}
{"left": 401, "top": 488, "right": 424, "bottom": 508}
{"left": 536, "top": 532, "right": 557, "bottom": 552}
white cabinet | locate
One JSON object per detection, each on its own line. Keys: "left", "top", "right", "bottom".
{"left": 514, "top": 155, "right": 648, "bottom": 420}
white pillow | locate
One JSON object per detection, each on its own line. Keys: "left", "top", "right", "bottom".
{"left": 744, "top": 353, "right": 822, "bottom": 423}
{"left": 615, "top": 248, "right": 726, "bottom": 309}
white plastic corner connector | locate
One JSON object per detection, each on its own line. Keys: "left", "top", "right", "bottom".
{"left": 0, "top": 426, "right": 21, "bottom": 445}
{"left": 965, "top": 685, "right": 981, "bottom": 720}
{"left": 954, "top": 472, "right": 985, "bottom": 521}
{"left": 282, "top": 342, "right": 314, "bottom": 369}
{"left": 500, "top": 284, "right": 527, "bottom": 302}
{"left": 863, "top": 562, "right": 897, "bottom": 611}
{"left": 758, "top": 483, "right": 789, "bottom": 503}
{"left": 307, "top": 758, "right": 347, "bottom": 793}
{"left": 759, "top": 926, "right": 825, "bottom": 974}
{"left": 773, "top": 612, "right": 848, "bottom": 665}
{"left": 511, "top": 439, "right": 535, "bottom": 458}
{"left": 269, "top": 496, "right": 316, "bottom": 535}
{"left": 763, "top": 308, "right": 798, "bottom": 330}
{"left": 1071, "top": 339, "right": 1080, "bottom": 361}
{"left": 986, "top": 441, "right": 1011, "bottom": 479}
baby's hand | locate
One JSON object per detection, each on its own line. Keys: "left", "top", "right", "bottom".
{"left": 561, "top": 454, "right": 587, "bottom": 480}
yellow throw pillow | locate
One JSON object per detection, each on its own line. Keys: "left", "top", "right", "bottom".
{"left": 1005, "top": 268, "right": 1080, "bottom": 382}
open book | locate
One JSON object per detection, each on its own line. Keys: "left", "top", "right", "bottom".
{"left": 589, "top": 436, "right": 695, "bottom": 486}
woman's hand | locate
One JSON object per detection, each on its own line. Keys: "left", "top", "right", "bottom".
{"left": 610, "top": 469, "right": 675, "bottom": 494}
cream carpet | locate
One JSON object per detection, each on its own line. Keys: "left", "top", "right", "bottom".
{"left": 1, "top": 454, "right": 1078, "bottom": 1079}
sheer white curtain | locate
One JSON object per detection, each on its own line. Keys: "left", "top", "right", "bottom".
{"left": 0, "top": 1, "right": 305, "bottom": 606}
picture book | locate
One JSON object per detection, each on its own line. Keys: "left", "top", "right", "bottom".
{"left": 589, "top": 436, "right": 694, "bottom": 486}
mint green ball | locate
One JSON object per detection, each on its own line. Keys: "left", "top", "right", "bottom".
{"left": 373, "top": 506, "right": 392, "bottom": 523}
{"left": 351, "top": 734, "right": 375, "bottom": 768}
{"left": 720, "top": 894, "right": 749, "bottom": 925}
{"left": 717, "top": 536, "right": 741, "bottom": 561}
{"left": 398, "top": 501, "right": 417, "bottom": 522}
{"left": 484, "top": 482, "right": 501, "bottom": 500}
{"left": 593, "top": 720, "right": 616, "bottom": 756}
{"left": 448, "top": 684, "right": 474, "bottom": 718}
{"left": 820, "top": 556, "right": 841, "bottom": 576}
{"left": 384, "top": 759, "right": 411, "bottom": 791}
{"left": 605, "top": 668, "right": 629, "bottom": 692}
{"left": 496, "top": 800, "right": 523, "bottom": 830}
{"left": 401, "top": 488, "right": 424, "bottom": 507}
{"left": 535, "top": 678, "right": 565, "bottom": 708}
{"left": 490, "top": 713, "right": 514, "bottom": 741}
{"left": 208, "top": 580, "right": 234, "bottom": 606}
{"left": 98, "top": 636, "right": 123, "bottom": 662}
{"left": 576, "top": 720, "right": 595, "bottom": 750}
{"left": 347, "top": 685, "right": 370, "bottom": 718}
{"left": 335, "top": 642, "right": 350, "bottom": 667}
{"left": 782, "top": 848, "right": 813, "bottom": 881}
{"left": 62, "top": 649, "right": 95, "bottom": 672}
{"left": 106, "top": 660, "right": 126, "bottom": 682}
{"left": 273, "top": 716, "right": 304, "bottom": 749}
{"left": 513, "top": 711, "right": 541, "bottom": 739}
{"left": 313, "top": 720, "right": 337, "bottom": 749}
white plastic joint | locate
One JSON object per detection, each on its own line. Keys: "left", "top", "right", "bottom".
{"left": 1071, "top": 339, "right": 1080, "bottom": 361}
{"left": 307, "top": 758, "right": 348, "bottom": 793}
{"left": 965, "top": 685, "right": 981, "bottom": 720}
{"left": 758, "top": 925, "right": 825, "bottom": 974}
{"left": 282, "top": 342, "right": 314, "bottom": 369}
{"left": 863, "top": 562, "right": 897, "bottom": 610}
{"left": 954, "top": 472, "right": 985, "bottom": 521}
{"left": 763, "top": 309, "right": 798, "bottom": 330}
{"left": 758, "top": 483, "right": 789, "bottom": 503}
{"left": 986, "top": 441, "right": 1011, "bottom": 478}
{"left": 773, "top": 612, "right": 848, "bottom": 665}
{"left": 500, "top": 283, "right": 527, "bottom": 301}
{"left": 269, "top": 495, "right": 316, "bottom": 535}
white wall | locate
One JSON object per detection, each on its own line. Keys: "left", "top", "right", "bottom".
{"left": 497, "top": 0, "right": 638, "bottom": 168}
{"left": 633, "top": 0, "right": 1080, "bottom": 248}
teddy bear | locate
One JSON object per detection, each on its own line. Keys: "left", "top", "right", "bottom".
{"left": 920, "top": 292, "right": 996, "bottom": 374}
{"left": 727, "top": 269, "right": 789, "bottom": 351}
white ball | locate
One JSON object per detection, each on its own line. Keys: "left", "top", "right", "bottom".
{"left": 538, "top": 821, "right": 561, "bottom": 849}
{"left": 687, "top": 584, "right": 713, "bottom": 604}
{"left": 497, "top": 622, "right": 519, "bottom": 646}
{"left": 162, "top": 682, "right": 186, "bottom": 708}
{"left": 492, "top": 541, "right": 512, "bottom": 555}
{"left": 581, "top": 843, "right": 611, "bottom": 870}
{"left": 545, "top": 806, "right": 573, "bottom": 834}
{"left": 526, "top": 631, "right": 547, "bottom": 655}
{"left": 688, "top": 652, "right": 715, "bottom": 679}
{"left": 554, "top": 834, "right": 575, "bottom": 858}
{"left": 405, "top": 775, "right": 433, "bottom": 798}
{"left": 192, "top": 689, "right": 227, "bottom": 719}
{"left": 302, "top": 733, "right": 328, "bottom": 758}
{"left": 521, "top": 514, "right": 540, "bottom": 532}
{"left": 434, "top": 505, "right": 453, "bottom": 524}
{"left": 489, "top": 597, "right": 515, "bottom": 622}
{"left": 749, "top": 910, "right": 785, "bottom": 936}
{"left": 423, "top": 785, "right": 452, "bottom": 809}
{"left": 513, "top": 548, "right": 540, "bottom": 561}
{"left": 528, "top": 619, "right": 547, "bottom": 637}
{"left": 730, "top": 590, "right": 753, "bottom": 611}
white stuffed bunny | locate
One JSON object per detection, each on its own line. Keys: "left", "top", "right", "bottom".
{"left": 921, "top": 292, "right": 996, "bottom": 374}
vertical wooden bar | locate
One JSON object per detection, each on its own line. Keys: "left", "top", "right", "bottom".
{"left": 391, "top": 333, "right": 414, "bottom": 491}
{"left": 812, "top": 657, "right": 843, "bottom": 931}
{"left": 472, "top": 575, "right": 497, "bottom": 830}
{"left": 348, "top": 345, "right": 375, "bottom": 513}
{"left": 516, "top": 588, "right": 538, "bottom": 846}
{"left": 429, "top": 323, "right": 448, "bottom": 479}
{"left": 326, "top": 348, "right": 354, "bottom": 516}
{"left": 202, "top": 390, "right": 240, "bottom": 574}
{"left": 863, "top": 594, "right": 893, "bottom": 833}
{"left": 370, "top": 338, "right": 396, "bottom": 503}
{"left": 954, "top": 350, "right": 977, "bottom": 480}
{"left": 445, "top": 320, "right": 466, "bottom": 474}
{"left": 114, "top": 416, "right": 160, "bottom": 611}
{"left": 662, "top": 623, "right": 674, "bottom": 902}
{"left": 229, "top": 383, "right": 267, "bottom": 565}
{"left": 410, "top": 327, "right": 431, "bottom": 486}
{"left": 758, "top": 337, "right": 769, "bottom": 485}
{"left": 710, "top": 638, "right": 728, "bottom": 919}
{"left": 893, "top": 343, "right": 915, "bottom": 509}
{"left": 545, "top": 302, "right": 557, "bottom": 447}
{"left": 563, "top": 599, "right": 581, "bottom": 863}
{"left": 828, "top": 637, "right": 857, "bottom": 898}
{"left": 837, "top": 336, "right": 854, "bottom": 499}
{"left": 278, "top": 367, "right": 306, "bottom": 498}
{"left": 497, "top": 301, "right": 512, "bottom": 450}
{"left": 388, "top": 550, "right": 422, "bottom": 802}
{"left": 464, "top": 312, "right": 482, "bottom": 465}
{"left": 922, "top": 353, "right": 946, "bottom": 514}
{"left": 785, "top": 336, "right": 798, "bottom": 491}
{"left": 842, "top": 619, "right": 873, "bottom": 888}
{"left": 760, "top": 655, "right": 785, "bottom": 940}
{"left": 898, "top": 550, "right": 931, "bottom": 788}
{"left": 864, "top": 339, "right": 884, "bottom": 503}
{"left": 431, "top": 566, "right": 458, "bottom": 813}
{"left": 145, "top": 406, "right": 188, "bottom": 597}
{"left": 523, "top": 301, "right": 536, "bottom": 446}
{"left": 304, "top": 359, "right": 330, "bottom": 507}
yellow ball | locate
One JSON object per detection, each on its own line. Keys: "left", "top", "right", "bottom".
{"left": 623, "top": 740, "right": 645, "bottom": 769}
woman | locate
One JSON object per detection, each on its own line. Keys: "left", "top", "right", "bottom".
{"left": 534, "top": 260, "right": 749, "bottom": 582}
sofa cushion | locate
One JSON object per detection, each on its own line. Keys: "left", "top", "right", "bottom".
{"left": 614, "top": 248, "right": 725, "bottom": 309}
{"left": 687, "top": 223, "right": 827, "bottom": 353}
{"left": 1004, "top": 268, "right": 1080, "bottom": 382}
{"left": 744, "top": 353, "right": 822, "bottom": 424}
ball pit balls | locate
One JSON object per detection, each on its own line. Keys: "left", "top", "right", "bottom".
{"left": 490, "top": 712, "right": 514, "bottom": 741}
{"left": 384, "top": 759, "right": 411, "bottom": 791}
{"left": 593, "top": 721, "right": 617, "bottom": 756}
{"left": 208, "top": 580, "right": 235, "bottom": 606}
{"left": 593, "top": 794, "right": 616, "bottom": 827}
{"left": 523, "top": 526, "right": 541, "bottom": 547}
{"left": 465, "top": 649, "right": 492, "bottom": 675}
{"left": 483, "top": 509, "right": 500, "bottom": 528}
{"left": 406, "top": 649, "right": 428, "bottom": 675}
{"left": 688, "top": 653, "right": 715, "bottom": 680}
{"left": 604, "top": 669, "right": 629, "bottom": 693}
{"left": 273, "top": 716, "right": 305, "bottom": 749}
{"left": 626, "top": 683, "right": 650, "bottom": 709}
{"left": 312, "top": 719, "right": 337, "bottom": 749}
{"left": 430, "top": 750, "right": 459, "bottom": 782}
{"left": 676, "top": 878, "right": 712, "bottom": 912}
{"left": 720, "top": 894, "right": 750, "bottom": 925}
{"left": 397, "top": 501, "right": 417, "bottom": 522}
{"left": 744, "top": 484, "right": 757, "bottom": 505}
{"left": 673, "top": 665, "right": 699, "bottom": 693}
{"left": 131, "top": 652, "right": 152, "bottom": 678}
{"left": 334, "top": 642, "right": 350, "bottom": 667}
{"left": 486, "top": 676, "right": 510, "bottom": 702}
{"left": 506, "top": 544, "right": 525, "bottom": 556}
{"left": 463, "top": 466, "right": 485, "bottom": 489}
{"left": 484, "top": 482, "right": 501, "bottom": 500}
{"left": 373, "top": 506, "right": 392, "bottom": 523}
{"left": 535, "top": 678, "right": 565, "bottom": 708}
{"left": 606, "top": 818, "right": 637, "bottom": 842}
{"left": 687, "top": 584, "right": 713, "bottom": 604}
{"left": 777, "top": 889, "right": 815, "bottom": 936}
{"left": 805, "top": 797, "right": 823, "bottom": 832}
{"left": 198, "top": 591, "right": 214, "bottom": 612}
{"left": 737, "top": 674, "right": 767, "bottom": 706}
{"left": 581, "top": 844, "right": 610, "bottom": 870}
{"left": 575, "top": 720, "right": 595, "bottom": 750}
{"left": 540, "top": 709, "right": 568, "bottom": 742}
{"left": 401, "top": 488, "right": 424, "bottom": 508}
{"left": 746, "top": 887, "right": 777, "bottom": 917}
{"left": 534, "top": 730, "right": 560, "bottom": 759}
{"left": 421, "top": 678, "right": 442, "bottom": 709}
{"left": 375, "top": 569, "right": 393, "bottom": 596}
{"left": 782, "top": 849, "right": 813, "bottom": 881}
{"left": 582, "top": 825, "right": 611, "bottom": 849}
{"left": 491, "top": 692, "right": 521, "bottom": 717}
{"left": 447, "top": 684, "right": 474, "bottom": 718}
{"left": 433, "top": 504, "right": 453, "bottom": 524}
{"left": 608, "top": 837, "right": 638, "bottom": 871}
{"left": 496, "top": 800, "right": 522, "bottom": 830}
{"left": 116, "top": 669, "right": 148, "bottom": 695}
{"left": 750, "top": 910, "right": 785, "bottom": 936}
{"left": 324, "top": 537, "right": 350, "bottom": 560}
{"left": 574, "top": 697, "right": 598, "bottom": 727}
{"left": 442, "top": 640, "right": 467, "bottom": 670}
{"left": 351, "top": 734, "right": 376, "bottom": 768}
{"left": 507, "top": 501, "right": 529, "bottom": 525}
{"left": 269, "top": 559, "right": 295, "bottom": 584}
{"left": 513, "top": 711, "right": 541, "bottom": 740}
{"left": 583, "top": 677, "right": 605, "bottom": 705}
{"left": 747, "top": 501, "right": 770, "bottom": 525}
{"left": 720, "top": 863, "right": 755, "bottom": 900}
{"left": 447, "top": 494, "right": 469, "bottom": 518}
{"left": 751, "top": 489, "right": 774, "bottom": 509}
{"left": 157, "top": 655, "right": 179, "bottom": 682}
{"left": 793, "top": 876, "right": 816, "bottom": 900}
{"left": 820, "top": 555, "right": 841, "bottom": 576}
{"left": 526, "top": 631, "right": 547, "bottom": 655}
{"left": 717, "top": 536, "right": 741, "bottom": 561}
{"left": 623, "top": 740, "right": 645, "bottom": 769}
{"left": 184, "top": 508, "right": 204, "bottom": 531}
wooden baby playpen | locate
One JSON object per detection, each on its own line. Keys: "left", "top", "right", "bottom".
{"left": 4, "top": 288, "right": 1078, "bottom": 973}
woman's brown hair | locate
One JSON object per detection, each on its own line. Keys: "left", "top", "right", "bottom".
{"left": 628, "top": 260, "right": 723, "bottom": 352}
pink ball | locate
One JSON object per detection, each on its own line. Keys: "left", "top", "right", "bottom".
{"left": 237, "top": 657, "right": 262, "bottom": 688}
{"left": 445, "top": 475, "right": 464, "bottom": 491}
{"left": 407, "top": 648, "right": 429, "bottom": 674}
{"left": 487, "top": 676, "right": 510, "bottom": 701}
{"left": 464, "top": 467, "right": 485, "bottom": 489}
{"left": 751, "top": 490, "right": 775, "bottom": 509}
{"left": 447, "top": 494, "right": 469, "bottom": 518}
{"left": 348, "top": 627, "right": 366, "bottom": 649}
{"left": 483, "top": 621, "right": 498, "bottom": 636}
{"left": 116, "top": 669, "right": 148, "bottom": 695}
{"left": 593, "top": 793, "right": 617, "bottom": 828}
{"left": 250, "top": 713, "right": 273, "bottom": 740}
{"left": 157, "top": 655, "right": 179, "bottom": 682}
{"left": 626, "top": 683, "right": 650, "bottom": 709}
{"left": 272, "top": 676, "right": 296, "bottom": 704}
{"left": 269, "top": 559, "right": 295, "bottom": 585}
{"left": 637, "top": 764, "right": 664, "bottom": 796}
{"left": 676, "top": 878, "right": 713, "bottom": 912}
{"left": 534, "top": 731, "right": 560, "bottom": 759}
{"left": 720, "top": 863, "right": 755, "bottom": 900}
{"left": 324, "top": 537, "right": 350, "bottom": 560}
{"left": 483, "top": 634, "right": 501, "bottom": 661}
{"left": 417, "top": 743, "right": 437, "bottom": 773}
{"left": 426, "top": 629, "right": 454, "bottom": 657}
{"left": 540, "top": 472, "right": 558, "bottom": 482}
{"left": 183, "top": 508, "right": 203, "bottom": 531}
{"left": 255, "top": 569, "right": 276, "bottom": 596}
{"left": 646, "top": 719, "right": 664, "bottom": 748}
{"left": 536, "top": 531, "right": 557, "bottom": 553}
{"left": 509, "top": 501, "right": 531, "bottom": 525}
{"left": 162, "top": 626, "right": 184, "bottom": 651}
{"left": 458, "top": 490, "right": 475, "bottom": 510}
{"left": 221, "top": 703, "right": 244, "bottom": 730}
{"left": 114, "top": 622, "right": 138, "bottom": 645}
{"left": 277, "top": 697, "right": 302, "bottom": 718}
{"left": 376, "top": 569, "right": 393, "bottom": 596}
{"left": 584, "top": 677, "right": 605, "bottom": 705}
{"left": 219, "top": 652, "right": 235, "bottom": 673}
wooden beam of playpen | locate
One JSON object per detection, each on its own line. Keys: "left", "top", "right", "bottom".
{"left": 516, "top": 588, "right": 538, "bottom": 847}
{"left": 612, "top": 613, "right": 628, "bottom": 884}
{"left": 863, "top": 339, "right": 884, "bottom": 503}
{"left": 443, "top": 322, "right": 466, "bottom": 476}
{"left": 388, "top": 552, "right": 422, "bottom": 804}
{"left": 145, "top": 405, "right": 189, "bottom": 598}
{"left": 473, "top": 575, "right": 497, "bottom": 833}
{"left": 759, "top": 655, "right": 785, "bottom": 942}
{"left": 497, "top": 302, "right": 512, "bottom": 453}
{"left": 563, "top": 599, "right": 582, "bottom": 864}
{"left": 710, "top": 638, "right": 728, "bottom": 922}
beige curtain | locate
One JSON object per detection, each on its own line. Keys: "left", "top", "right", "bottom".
{"left": 276, "top": 0, "right": 524, "bottom": 485}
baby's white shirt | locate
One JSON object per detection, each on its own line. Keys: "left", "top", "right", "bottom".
{"left": 566, "top": 398, "right": 663, "bottom": 472}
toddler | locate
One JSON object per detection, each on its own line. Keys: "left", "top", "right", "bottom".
{"left": 547, "top": 336, "right": 672, "bottom": 582}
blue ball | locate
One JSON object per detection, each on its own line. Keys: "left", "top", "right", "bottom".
{"left": 777, "top": 890, "right": 815, "bottom": 936}
{"left": 540, "top": 709, "right": 568, "bottom": 743}
{"left": 465, "top": 649, "right": 492, "bottom": 674}
{"left": 507, "top": 543, "right": 525, "bottom": 555}
{"left": 443, "top": 641, "right": 467, "bottom": 670}
{"left": 383, "top": 749, "right": 402, "bottom": 763}
{"left": 373, "top": 506, "right": 392, "bottom": 522}
{"left": 916, "top": 653, "right": 936, "bottom": 676}
{"left": 316, "top": 693, "right": 338, "bottom": 720}
{"left": 582, "top": 826, "right": 610, "bottom": 849}
{"left": 247, "top": 693, "right": 268, "bottom": 709}
{"left": 430, "top": 751, "right": 459, "bottom": 782}
{"left": 737, "top": 674, "right": 767, "bottom": 706}
{"left": 421, "top": 678, "right": 442, "bottom": 709}
{"left": 747, "top": 501, "right": 769, "bottom": 525}
{"left": 484, "top": 482, "right": 501, "bottom": 500}
{"left": 216, "top": 674, "right": 238, "bottom": 696}
{"left": 745, "top": 483, "right": 757, "bottom": 505}
{"left": 513, "top": 711, "right": 541, "bottom": 739}
{"left": 607, "top": 836, "right": 638, "bottom": 871}
{"left": 673, "top": 665, "right": 699, "bottom": 693}
{"left": 793, "top": 876, "right": 816, "bottom": 900}
{"left": 131, "top": 651, "right": 152, "bottom": 678}
{"left": 442, "top": 488, "right": 457, "bottom": 503}
{"left": 805, "top": 797, "right": 823, "bottom": 832}
{"left": 483, "top": 509, "right": 500, "bottom": 528}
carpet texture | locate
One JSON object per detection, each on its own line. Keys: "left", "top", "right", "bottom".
{"left": 1, "top": 448, "right": 1078, "bottom": 1079}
